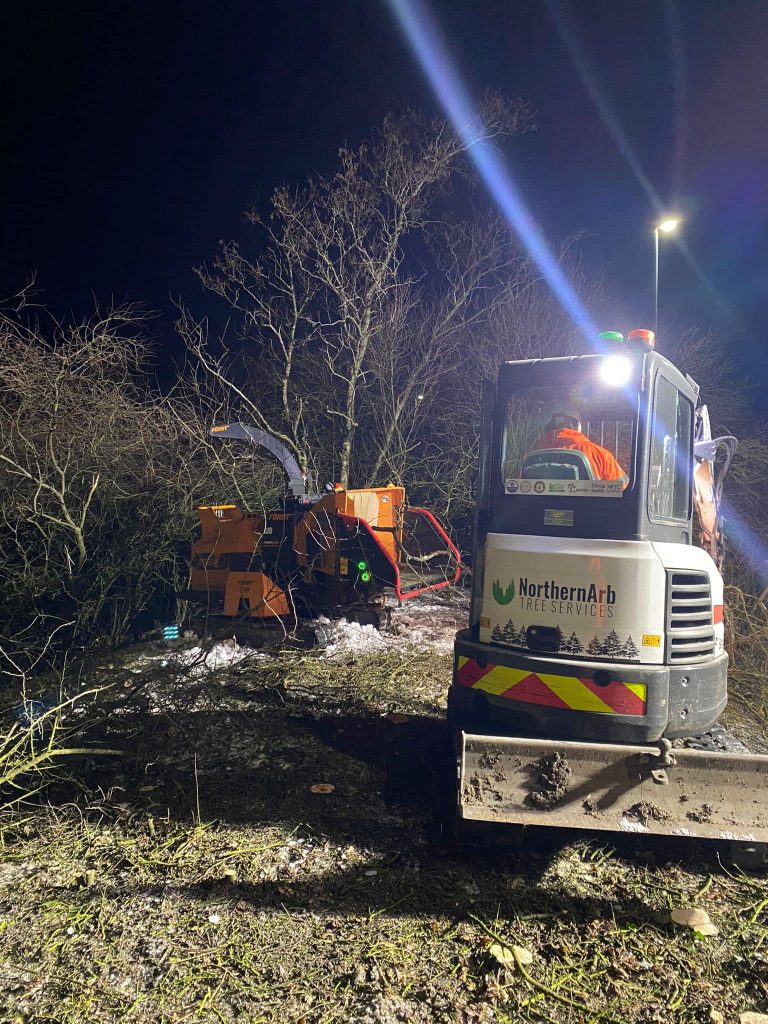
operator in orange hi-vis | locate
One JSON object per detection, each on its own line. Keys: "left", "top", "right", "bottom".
{"left": 529, "top": 407, "right": 629, "bottom": 485}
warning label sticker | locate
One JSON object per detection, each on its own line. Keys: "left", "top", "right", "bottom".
{"left": 544, "top": 508, "right": 574, "bottom": 527}
{"left": 506, "top": 478, "right": 623, "bottom": 498}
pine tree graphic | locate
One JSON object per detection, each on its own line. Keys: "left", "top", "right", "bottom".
{"left": 562, "top": 631, "right": 584, "bottom": 655}
{"left": 491, "top": 623, "right": 503, "bottom": 642}
{"left": 602, "top": 629, "right": 622, "bottom": 658}
{"left": 621, "top": 635, "right": 639, "bottom": 659}
{"left": 515, "top": 625, "right": 529, "bottom": 648}
{"left": 501, "top": 619, "right": 517, "bottom": 645}
{"left": 587, "top": 635, "right": 603, "bottom": 658}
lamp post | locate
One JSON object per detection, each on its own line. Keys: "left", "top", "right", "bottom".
{"left": 654, "top": 217, "right": 680, "bottom": 334}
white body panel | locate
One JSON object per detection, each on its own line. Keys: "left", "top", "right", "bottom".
{"left": 481, "top": 535, "right": 723, "bottom": 665}
{"left": 481, "top": 534, "right": 667, "bottom": 664}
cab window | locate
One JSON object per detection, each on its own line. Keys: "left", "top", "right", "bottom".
{"left": 501, "top": 385, "right": 635, "bottom": 498}
{"left": 648, "top": 376, "right": 692, "bottom": 522}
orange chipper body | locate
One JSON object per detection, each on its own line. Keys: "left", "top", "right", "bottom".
{"left": 182, "top": 428, "right": 460, "bottom": 630}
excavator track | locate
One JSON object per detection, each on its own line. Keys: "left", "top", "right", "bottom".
{"left": 679, "top": 724, "right": 751, "bottom": 754}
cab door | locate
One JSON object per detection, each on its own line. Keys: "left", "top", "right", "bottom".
{"left": 646, "top": 373, "right": 694, "bottom": 538}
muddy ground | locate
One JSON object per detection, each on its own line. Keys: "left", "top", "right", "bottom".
{"left": 1, "top": 596, "right": 767, "bottom": 1023}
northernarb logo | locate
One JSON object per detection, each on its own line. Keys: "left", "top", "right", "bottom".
{"left": 492, "top": 576, "right": 616, "bottom": 606}
{"left": 492, "top": 579, "right": 515, "bottom": 605}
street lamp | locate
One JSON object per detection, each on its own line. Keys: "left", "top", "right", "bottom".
{"left": 654, "top": 217, "right": 680, "bottom": 334}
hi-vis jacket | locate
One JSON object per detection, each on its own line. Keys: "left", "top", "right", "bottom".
{"left": 531, "top": 428, "right": 627, "bottom": 482}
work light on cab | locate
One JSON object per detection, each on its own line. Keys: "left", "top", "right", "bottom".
{"left": 599, "top": 354, "right": 632, "bottom": 386}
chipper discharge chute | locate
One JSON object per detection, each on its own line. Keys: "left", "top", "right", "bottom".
{"left": 178, "top": 423, "right": 460, "bottom": 644}
{"left": 450, "top": 328, "right": 768, "bottom": 849}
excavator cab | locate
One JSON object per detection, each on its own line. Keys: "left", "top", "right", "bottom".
{"left": 450, "top": 330, "right": 767, "bottom": 848}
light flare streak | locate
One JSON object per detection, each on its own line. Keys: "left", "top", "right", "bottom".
{"left": 387, "top": 0, "right": 599, "bottom": 346}
{"left": 545, "top": 0, "right": 665, "bottom": 216}
{"left": 719, "top": 498, "right": 768, "bottom": 586}
{"left": 546, "top": 1, "right": 748, "bottom": 340}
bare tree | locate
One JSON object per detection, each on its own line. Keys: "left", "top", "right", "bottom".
{"left": 187, "top": 97, "right": 535, "bottom": 487}
{"left": 0, "top": 287, "right": 272, "bottom": 665}
{"left": 406, "top": 238, "right": 602, "bottom": 518}
{"left": 360, "top": 215, "right": 516, "bottom": 487}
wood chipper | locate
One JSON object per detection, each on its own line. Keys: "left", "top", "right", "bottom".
{"left": 450, "top": 328, "right": 768, "bottom": 850}
{"left": 178, "top": 423, "right": 460, "bottom": 644}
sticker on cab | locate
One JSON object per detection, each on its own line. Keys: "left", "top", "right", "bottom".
{"left": 642, "top": 634, "right": 662, "bottom": 647}
{"left": 544, "top": 509, "right": 574, "bottom": 527}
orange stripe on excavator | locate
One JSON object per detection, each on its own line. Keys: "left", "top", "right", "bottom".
{"left": 456, "top": 657, "right": 646, "bottom": 716}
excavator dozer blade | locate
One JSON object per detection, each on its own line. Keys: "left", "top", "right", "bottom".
{"left": 459, "top": 733, "right": 768, "bottom": 844}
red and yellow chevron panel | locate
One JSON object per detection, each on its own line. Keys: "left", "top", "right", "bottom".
{"left": 456, "top": 656, "right": 646, "bottom": 716}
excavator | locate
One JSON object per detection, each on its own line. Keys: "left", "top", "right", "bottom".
{"left": 178, "top": 424, "right": 460, "bottom": 644}
{"left": 450, "top": 328, "right": 768, "bottom": 851}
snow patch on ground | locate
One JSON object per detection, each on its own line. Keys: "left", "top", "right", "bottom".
{"left": 391, "top": 598, "right": 468, "bottom": 653}
{"left": 128, "top": 641, "right": 263, "bottom": 678}
{"left": 107, "top": 593, "right": 467, "bottom": 714}
{"left": 320, "top": 595, "right": 468, "bottom": 659}
{"left": 168, "top": 641, "right": 264, "bottom": 676}
{"left": 117, "top": 640, "right": 266, "bottom": 714}
{"left": 319, "top": 619, "right": 387, "bottom": 658}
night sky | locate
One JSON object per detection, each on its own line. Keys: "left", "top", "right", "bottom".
{"left": 2, "top": 1, "right": 767, "bottom": 393}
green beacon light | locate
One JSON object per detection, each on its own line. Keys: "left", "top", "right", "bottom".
{"left": 357, "top": 560, "right": 367, "bottom": 571}
{"left": 597, "top": 331, "right": 624, "bottom": 345}
{"left": 361, "top": 571, "right": 372, "bottom": 583}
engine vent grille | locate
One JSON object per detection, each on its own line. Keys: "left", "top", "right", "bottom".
{"left": 666, "top": 571, "right": 715, "bottom": 663}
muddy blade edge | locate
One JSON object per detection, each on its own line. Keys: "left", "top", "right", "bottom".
{"left": 459, "top": 733, "right": 768, "bottom": 843}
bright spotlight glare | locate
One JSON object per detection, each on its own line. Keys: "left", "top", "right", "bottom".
{"left": 386, "top": 0, "right": 598, "bottom": 346}
{"left": 599, "top": 355, "right": 632, "bottom": 386}
{"left": 657, "top": 218, "right": 680, "bottom": 234}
